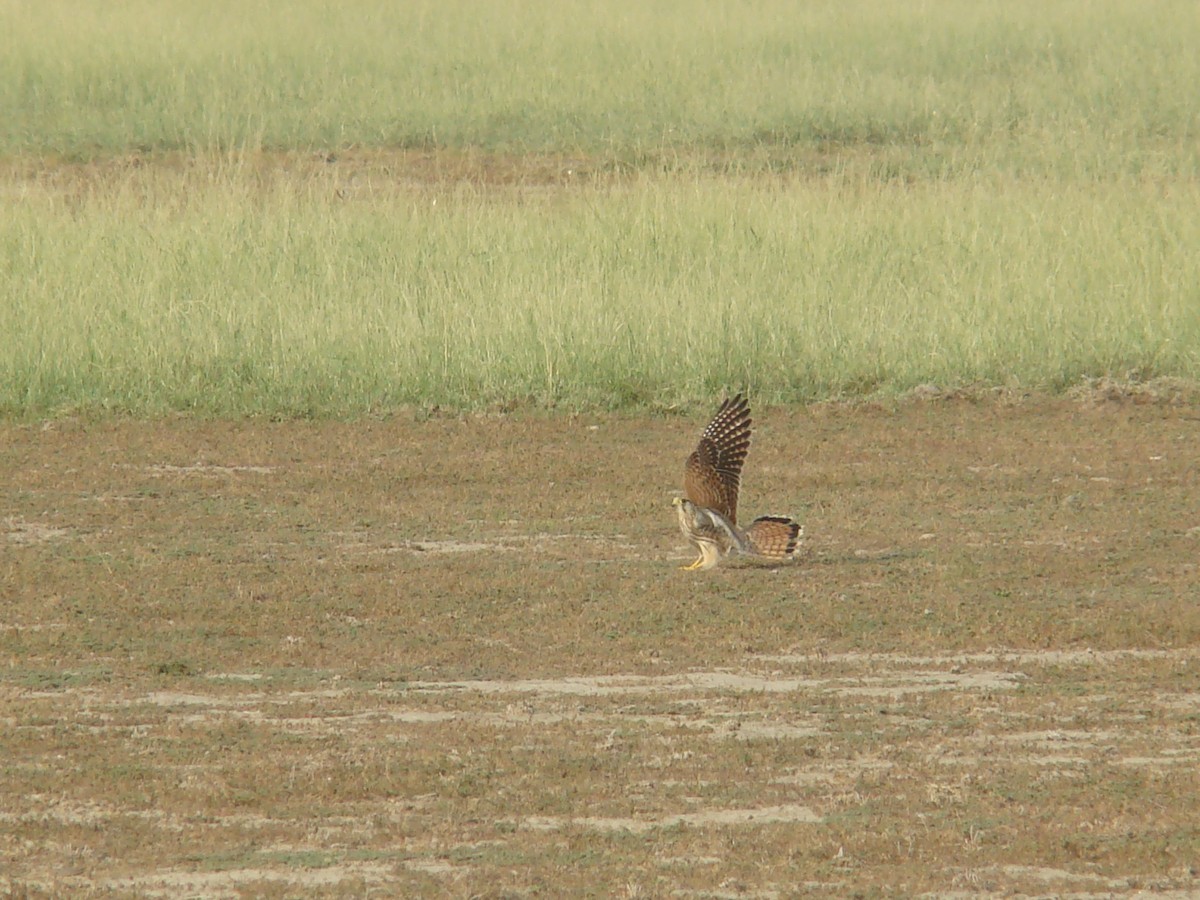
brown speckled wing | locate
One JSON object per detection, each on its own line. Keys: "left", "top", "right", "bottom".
{"left": 744, "top": 516, "right": 801, "bottom": 559}
{"left": 683, "top": 394, "right": 751, "bottom": 524}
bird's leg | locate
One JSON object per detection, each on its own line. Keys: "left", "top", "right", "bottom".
{"left": 680, "top": 555, "right": 705, "bottom": 571}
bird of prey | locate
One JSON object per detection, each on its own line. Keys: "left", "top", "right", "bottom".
{"left": 673, "top": 393, "right": 801, "bottom": 570}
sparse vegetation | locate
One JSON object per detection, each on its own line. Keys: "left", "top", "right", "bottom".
{"left": 3, "top": 404, "right": 1200, "bottom": 894}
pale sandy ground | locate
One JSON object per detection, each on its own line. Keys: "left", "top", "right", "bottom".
{"left": 5, "top": 648, "right": 1199, "bottom": 897}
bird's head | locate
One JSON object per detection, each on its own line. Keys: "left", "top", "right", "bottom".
{"left": 672, "top": 497, "right": 695, "bottom": 515}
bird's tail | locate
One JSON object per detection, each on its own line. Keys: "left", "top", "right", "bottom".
{"left": 744, "top": 516, "right": 802, "bottom": 560}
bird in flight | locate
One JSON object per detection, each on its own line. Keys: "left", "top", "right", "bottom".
{"left": 673, "top": 393, "right": 801, "bottom": 570}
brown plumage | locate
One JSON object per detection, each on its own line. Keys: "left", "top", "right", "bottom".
{"left": 744, "top": 516, "right": 802, "bottom": 559}
{"left": 683, "top": 393, "right": 750, "bottom": 524}
{"left": 675, "top": 394, "right": 801, "bottom": 570}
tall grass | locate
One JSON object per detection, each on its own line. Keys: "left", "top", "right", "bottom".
{"left": 1, "top": 0, "right": 1197, "bottom": 175}
{"left": 3, "top": 0, "right": 1198, "bottom": 414}
{"left": 3, "top": 165, "right": 1197, "bottom": 416}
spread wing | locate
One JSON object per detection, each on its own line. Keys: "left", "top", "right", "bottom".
{"left": 683, "top": 393, "right": 751, "bottom": 524}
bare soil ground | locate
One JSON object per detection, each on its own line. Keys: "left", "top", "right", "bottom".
{"left": 2, "top": 395, "right": 1199, "bottom": 896}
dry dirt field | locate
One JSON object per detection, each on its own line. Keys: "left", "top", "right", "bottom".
{"left": 3, "top": 394, "right": 1199, "bottom": 897}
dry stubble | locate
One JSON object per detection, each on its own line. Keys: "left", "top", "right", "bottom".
{"left": 2, "top": 395, "right": 1199, "bottom": 895}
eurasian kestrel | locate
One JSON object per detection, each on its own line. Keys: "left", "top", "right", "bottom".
{"left": 673, "top": 393, "right": 801, "bottom": 570}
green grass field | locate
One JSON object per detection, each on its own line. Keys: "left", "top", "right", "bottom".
{"left": 4, "top": 165, "right": 1199, "bottom": 415}
{"left": 2, "top": 0, "right": 1199, "bottom": 415}
{"left": 4, "top": 0, "right": 1198, "bottom": 166}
